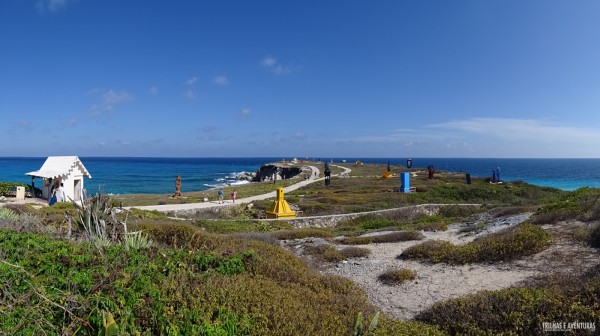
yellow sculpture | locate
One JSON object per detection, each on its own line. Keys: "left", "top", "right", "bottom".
{"left": 381, "top": 171, "right": 393, "bottom": 179}
{"left": 265, "top": 187, "right": 296, "bottom": 219}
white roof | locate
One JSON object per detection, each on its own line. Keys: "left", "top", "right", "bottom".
{"left": 26, "top": 156, "right": 92, "bottom": 179}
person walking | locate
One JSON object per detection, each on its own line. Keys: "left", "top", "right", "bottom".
{"left": 231, "top": 189, "right": 237, "bottom": 203}
{"left": 218, "top": 188, "right": 224, "bottom": 204}
{"left": 58, "top": 183, "right": 66, "bottom": 202}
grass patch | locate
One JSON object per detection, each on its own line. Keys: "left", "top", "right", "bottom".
{"left": 401, "top": 223, "right": 552, "bottom": 264}
{"left": 378, "top": 268, "right": 417, "bottom": 285}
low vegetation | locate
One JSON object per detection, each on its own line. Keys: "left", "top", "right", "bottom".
{"left": 400, "top": 223, "right": 552, "bottom": 264}
{"left": 378, "top": 268, "right": 417, "bottom": 285}
{"left": 1, "top": 163, "right": 598, "bottom": 335}
{"left": 417, "top": 266, "right": 600, "bottom": 335}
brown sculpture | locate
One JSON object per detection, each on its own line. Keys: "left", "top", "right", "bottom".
{"left": 174, "top": 175, "right": 182, "bottom": 197}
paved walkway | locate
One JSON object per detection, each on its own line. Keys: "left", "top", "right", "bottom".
{"left": 129, "top": 164, "right": 351, "bottom": 212}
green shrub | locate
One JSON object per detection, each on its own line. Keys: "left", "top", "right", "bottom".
{"left": 304, "top": 244, "right": 345, "bottom": 262}
{"left": 133, "top": 222, "right": 222, "bottom": 251}
{"left": 341, "top": 246, "right": 371, "bottom": 258}
{"left": 401, "top": 223, "right": 552, "bottom": 264}
{"left": 128, "top": 208, "right": 169, "bottom": 220}
{"left": 378, "top": 268, "right": 417, "bottom": 285}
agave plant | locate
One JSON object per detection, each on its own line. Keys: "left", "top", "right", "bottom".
{"left": 71, "top": 193, "right": 129, "bottom": 246}
{"left": 123, "top": 231, "right": 153, "bottom": 251}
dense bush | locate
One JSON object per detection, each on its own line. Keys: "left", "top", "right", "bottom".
{"left": 0, "top": 229, "right": 253, "bottom": 335}
{"left": 401, "top": 223, "right": 552, "bottom": 264}
{"left": 378, "top": 268, "right": 417, "bottom": 285}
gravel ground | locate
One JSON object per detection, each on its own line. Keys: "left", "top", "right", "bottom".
{"left": 283, "top": 213, "right": 600, "bottom": 321}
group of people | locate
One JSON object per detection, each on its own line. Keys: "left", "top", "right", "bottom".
{"left": 49, "top": 183, "right": 66, "bottom": 206}
{"left": 218, "top": 188, "right": 237, "bottom": 204}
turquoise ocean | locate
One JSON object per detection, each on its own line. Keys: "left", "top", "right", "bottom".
{"left": 1, "top": 157, "right": 599, "bottom": 194}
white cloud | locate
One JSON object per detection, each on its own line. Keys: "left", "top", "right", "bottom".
{"left": 261, "top": 56, "right": 298, "bottom": 75}
{"left": 149, "top": 86, "right": 159, "bottom": 95}
{"left": 186, "top": 76, "right": 198, "bottom": 85}
{"left": 240, "top": 108, "right": 252, "bottom": 119}
{"left": 261, "top": 56, "right": 277, "bottom": 67}
{"left": 36, "top": 0, "right": 70, "bottom": 13}
{"left": 88, "top": 89, "right": 133, "bottom": 116}
{"left": 214, "top": 76, "right": 229, "bottom": 86}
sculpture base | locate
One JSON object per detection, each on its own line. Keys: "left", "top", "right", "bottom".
{"left": 265, "top": 211, "right": 296, "bottom": 219}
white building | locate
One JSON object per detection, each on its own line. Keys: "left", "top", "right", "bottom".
{"left": 26, "top": 156, "right": 92, "bottom": 203}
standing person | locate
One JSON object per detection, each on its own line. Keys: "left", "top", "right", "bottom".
{"left": 49, "top": 186, "right": 57, "bottom": 206}
{"left": 218, "top": 188, "right": 224, "bottom": 204}
{"left": 231, "top": 189, "right": 237, "bottom": 203}
{"left": 58, "top": 183, "right": 66, "bottom": 202}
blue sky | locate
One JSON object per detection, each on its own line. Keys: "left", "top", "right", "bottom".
{"left": 2, "top": 0, "right": 600, "bottom": 158}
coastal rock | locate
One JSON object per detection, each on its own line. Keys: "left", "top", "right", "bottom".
{"left": 252, "top": 164, "right": 302, "bottom": 182}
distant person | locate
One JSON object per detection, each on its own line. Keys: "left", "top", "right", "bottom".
{"left": 218, "top": 188, "right": 224, "bottom": 204}
{"left": 58, "top": 183, "right": 66, "bottom": 202}
{"left": 49, "top": 186, "right": 57, "bottom": 206}
{"left": 231, "top": 189, "right": 237, "bottom": 203}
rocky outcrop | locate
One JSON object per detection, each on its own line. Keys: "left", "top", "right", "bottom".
{"left": 252, "top": 164, "right": 302, "bottom": 182}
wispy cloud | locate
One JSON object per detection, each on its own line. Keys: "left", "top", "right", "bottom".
{"left": 88, "top": 89, "right": 133, "bottom": 116}
{"left": 36, "top": 0, "right": 70, "bottom": 13}
{"left": 149, "top": 86, "right": 159, "bottom": 95}
{"left": 186, "top": 76, "right": 198, "bottom": 85}
{"left": 429, "top": 117, "right": 600, "bottom": 143}
{"left": 334, "top": 117, "right": 600, "bottom": 157}
{"left": 261, "top": 55, "right": 299, "bottom": 75}
{"left": 214, "top": 75, "right": 229, "bottom": 86}
{"left": 184, "top": 89, "right": 196, "bottom": 100}
{"left": 240, "top": 108, "right": 252, "bottom": 119}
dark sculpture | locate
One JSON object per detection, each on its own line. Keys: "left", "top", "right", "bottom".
{"left": 324, "top": 162, "right": 331, "bottom": 186}
{"left": 427, "top": 165, "right": 435, "bottom": 179}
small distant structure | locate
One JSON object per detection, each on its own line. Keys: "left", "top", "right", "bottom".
{"left": 400, "top": 172, "right": 413, "bottom": 193}
{"left": 173, "top": 176, "right": 182, "bottom": 197}
{"left": 324, "top": 162, "right": 331, "bottom": 186}
{"left": 265, "top": 187, "right": 296, "bottom": 219}
{"left": 427, "top": 165, "right": 435, "bottom": 179}
{"left": 381, "top": 171, "right": 393, "bottom": 179}
{"left": 26, "top": 156, "right": 91, "bottom": 203}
